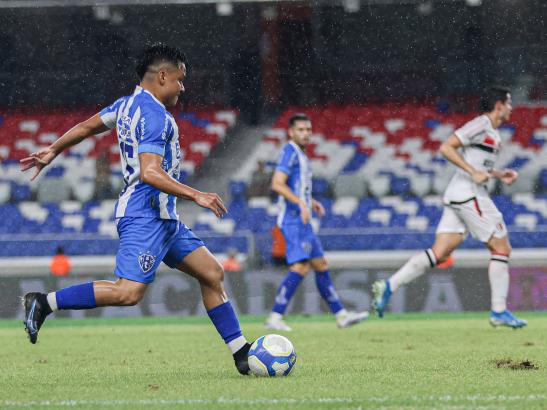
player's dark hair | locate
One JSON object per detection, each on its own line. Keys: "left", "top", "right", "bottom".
{"left": 288, "top": 113, "right": 311, "bottom": 127}
{"left": 480, "top": 86, "right": 510, "bottom": 112}
{"left": 136, "top": 43, "right": 187, "bottom": 80}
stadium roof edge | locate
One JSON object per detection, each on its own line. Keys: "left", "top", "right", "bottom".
{"left": 0, "top": 0, "right": 464, "bottom": 9}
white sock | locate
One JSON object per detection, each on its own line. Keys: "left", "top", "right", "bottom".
{"left": 489, "top": 254, "right": 509, "bottom": 313}
{"left": 268, "top": 312, "right": 283, "bottom": 321}
{"left": 389, "top": 249, "right": 436, "bottom": 292}
{"left": 47, "top": 292, "right": 58, "bottom": 311}
{"left": 335, "top": 309, "right": 348, "bottom": 320}
{"left": 227, "top": 335, "right": 247, "bottom": 354}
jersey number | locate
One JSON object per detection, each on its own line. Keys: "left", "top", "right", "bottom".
{"left": 120, "top": 141, "right": 135, "bottom": 183}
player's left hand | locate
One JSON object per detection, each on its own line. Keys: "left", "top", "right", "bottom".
{"left": 312, "top": 199, "right": 325, "bottom": 218}
{"left": 499, "top": 169, "right": 518, "bottom": 185}
{"left": 20, "top": 147, "right": 57, "bottom": 181}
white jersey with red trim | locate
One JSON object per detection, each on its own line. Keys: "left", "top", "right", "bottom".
{"left": 443, "top": 114, "right": 501, "bottom": 203}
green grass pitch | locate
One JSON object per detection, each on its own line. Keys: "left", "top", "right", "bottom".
{"left": 1, "top": 312, "right": 546, "bottom": 409}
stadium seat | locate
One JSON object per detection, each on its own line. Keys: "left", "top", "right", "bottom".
{"left": 10, "top": 182, "right": 32, "bottom": 202}
{"left": 409, "top": 174, "right": 432, "bottom": 197}
{"left": 312, "top": 177, "right": 331, "bottom": 198}
{"left": 73, "top": 180, "right": 96, "bottom": 202}
{"left": 37, "top": 178, "right": 70, "bottom": 203}
{"left": 0, "top": 182, "right": 11, "bottom": 204}
{"left": 368, "top": 175, "right": 391, "bottom": 197}
{"left": 229, "top": 181, "right": 247, "bottom": 200}
{"left": 333, "top": 175, "right": 366, "bottom": 198}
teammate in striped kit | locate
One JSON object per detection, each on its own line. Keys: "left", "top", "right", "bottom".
{"left": 20, "top": 44, "right": 253, "bottom": 374}
{"left": 265, "top": 113, "right": 369, "bottom": 331}
{"left": 372, "top": 87, "right": 527, "bottom": 328}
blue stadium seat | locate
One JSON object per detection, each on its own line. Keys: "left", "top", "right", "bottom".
{"left": 11, "top": 183, "right": 32, "bottom": 202}
{"left": 390, "top": 214, "right": 408, "bottom": 227}
{"left": 229, "top": 181, "right": 247, "bottom": 200}
{"left": 391, "top": 176, "right": 411, "bottom": 196}
{"left": 193, "top": 222, "right": 213, "bottom": 232}
{"left": 45, "top": 166, "right": 65, "bottom": 178}
{"left": 538, "top": 169, "right": 547, "bottom": 191}
{"left": 341, "top": 152, "right": 368, "bottom": 174}
{"left": 312, "top": 178, "right": 330, "bottom": 198}
{"left": 82, "top": 219, "right": 101, "bottom": 233}
{"left": 504, "top": 157, "right": 529, "bottom": 170}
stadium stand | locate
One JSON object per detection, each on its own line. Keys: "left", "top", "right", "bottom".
{"left": 0, "top": 107, "right": 241, "bottom": 256}
{"left": 224, "top": 104, "right": 547, "bottom": 260}
{"left": 1, "top": 104, "right": 546, "bottom": 261}
{"left": 0, "top": 107, "right": 238, "bottom": 201}
{"left": 233, "top": 104, "right": 547, "bottom": 196}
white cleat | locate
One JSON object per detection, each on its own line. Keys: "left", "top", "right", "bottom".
{"left": 336, "top": 310, "right": 369, "bottom": 329}
{"left": 265, "top": 313, "right": 293, "bottom": 332}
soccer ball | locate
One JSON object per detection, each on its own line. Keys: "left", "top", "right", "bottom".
{"left": 248, "top": 334, "right": 297, "bottom": 377}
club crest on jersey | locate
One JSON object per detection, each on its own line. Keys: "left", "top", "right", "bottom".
{"left": 138, "top": 251, "right": 156, "bottom": 273}
{"left": 301, "top": 241, "right": 312, "bottom": 254}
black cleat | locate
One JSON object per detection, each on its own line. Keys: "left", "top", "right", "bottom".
{"left": 22, "top": 292, "right": 52, "bottom": 344}
{"left": 233, "top": 342, "right": 252, "bottom": 375}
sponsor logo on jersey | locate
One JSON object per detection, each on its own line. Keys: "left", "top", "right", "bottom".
{"left": 472, "top": 134, "right": 500, "bottom": 154}
{"left": 161, "top": 116, "right": 169, "bottom": 140}
{"left": 118, "top": 115, "right": 132, "bottom": 141}
{"left": 483, "top": 135, "right": 498, "bottom": 147}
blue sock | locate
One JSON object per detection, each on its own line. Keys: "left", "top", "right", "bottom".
{"left": 315, "top": 270, "right": 344, "bottom": 314}
{"left": 207, "top": 301, "right": 243, "bottom": 344}
{"left": 272, "top": 270, "right": 303, "bottom": 315}
{"left": 56, "top": 282, "right": 97, "bottom": 310}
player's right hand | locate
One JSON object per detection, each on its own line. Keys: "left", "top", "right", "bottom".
{"left": 471, "top": 170, "right": 490, "bottom": 185}
{"left": 20, "top": 147, "right": 57, "bottom": 181}
{"left": 195, "top": 192, "right": 227, "bottom": 218}
{"left": 299, "top": 201, "right": 311, "bottom": 225}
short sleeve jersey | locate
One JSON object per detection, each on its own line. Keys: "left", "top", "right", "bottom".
{"left": 443, "top": 114, "right": 502, "bottom": 203}
{"left": 275, "top": 141, "right": 313, "bottom": 226}
{"left": 99, "top": 86, "right": 181, "bottom": 220}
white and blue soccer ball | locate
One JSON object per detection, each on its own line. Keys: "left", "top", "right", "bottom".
{"left": 248, "top": 334, "right": 297, "bottom": 377}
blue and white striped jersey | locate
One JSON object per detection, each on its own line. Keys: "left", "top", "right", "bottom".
{"left": 99, "top": 86, "right": 181, "bottom": 220}
{"left": 275, "top": 141, "right": 312, "bottom": 226}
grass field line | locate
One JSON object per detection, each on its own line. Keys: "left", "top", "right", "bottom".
{"left": 2, "top": 395, "right": 546, "bottom": 407}
{"left": 1, "top": 311, "right": 545, "bottom": 329}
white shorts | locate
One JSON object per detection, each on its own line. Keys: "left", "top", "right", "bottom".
{"left": 436, "top": 196, "right": 508, "bottom": 243}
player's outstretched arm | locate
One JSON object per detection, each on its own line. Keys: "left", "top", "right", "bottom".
{"left": 20, "top": 113, "right": 109, "bottom": 181}
{"left": 439, "top": 134, "right": 490, "bottom": 185}
{"left": 139, "top": 152, "right": 227, "bottom": 218}
{"left": 271, "top": 170, "right": 310, "bottom": 224}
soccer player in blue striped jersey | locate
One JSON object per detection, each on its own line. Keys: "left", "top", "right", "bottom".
{"left": 20, "top": 44, "right": 252, "bottom": 375}
{"left": 265, "top": 113, "right": 369, "bottom": 331}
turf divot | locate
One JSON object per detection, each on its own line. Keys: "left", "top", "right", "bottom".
{"left": 494, "top": 358, "right": 539, "bottom": 370}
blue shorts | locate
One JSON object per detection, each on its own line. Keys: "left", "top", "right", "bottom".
{"left": 281, "top": 222, "right": 325, "bottom": 265}
{"left": 115, "top": 217, "right": 205, "bottom": 284}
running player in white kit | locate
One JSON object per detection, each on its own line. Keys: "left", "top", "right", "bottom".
{"left": 372, "top": 86, "right": 527, "bottom": 328}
